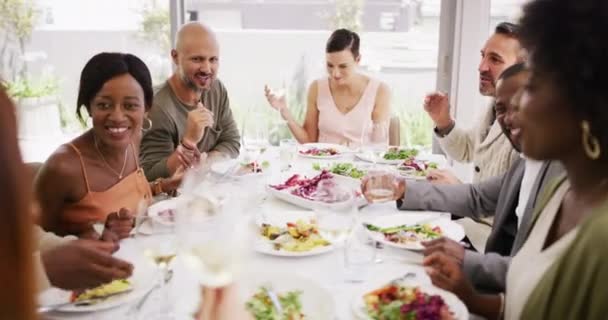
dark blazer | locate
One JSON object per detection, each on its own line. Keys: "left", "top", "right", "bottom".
{"left": 399, "top": 160, "right": 564, "bottom": 292}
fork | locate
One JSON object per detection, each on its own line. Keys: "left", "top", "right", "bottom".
{"left": 126, "top": 269, "right": 174, "bottom": 316}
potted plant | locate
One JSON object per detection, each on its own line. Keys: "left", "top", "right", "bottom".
{"left": 5, "top": 77, "right": 63, "bottom": 139}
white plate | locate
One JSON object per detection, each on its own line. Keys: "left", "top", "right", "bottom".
{"left": 297, "top": 143, "right": 348, "bottom": 159}
{"left": 351, "top": 282, "right": 469, "bottom": 320}
{"left": 38, "top": 255, "right": 156, "bottom": 312}
{"left": 240, "top": 270, "right": 336, "bottom": 320}
{"left": 210, "top": 159, "right": 268, "bottom": 179}
{"left": 147, "top": 198, "right": 179, "bottom": 226}
{"left": 355, "top": 152, "right": 404, "bottom": 165}
{"left": 362, "top": 213, "right": 465, "bottom": 250}
{"left": 253, "top": 210, "right": 336, "bottom": 257}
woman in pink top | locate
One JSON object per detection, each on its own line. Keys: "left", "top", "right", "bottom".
{"left": 265, "top": 29, "right": 391, "bottom": 145}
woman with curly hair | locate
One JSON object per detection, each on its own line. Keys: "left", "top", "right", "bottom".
{"left": 423, "top": 0, "right": 608, "bottom": 319}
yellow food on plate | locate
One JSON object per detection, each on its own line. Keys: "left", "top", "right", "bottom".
{"left": 72, "top": 279, "right": 132, "bottom": 302}
{"left": 261, "top": 219, "right": 330, "bottom": 252}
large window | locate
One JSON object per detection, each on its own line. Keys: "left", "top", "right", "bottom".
{"left": 3, "top": 0, "right": 171, "bottom": 161}
{"left": 182, "top": 0, "right": 442, "bottom": 148}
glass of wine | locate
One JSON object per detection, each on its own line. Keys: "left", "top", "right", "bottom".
{"left": 363, "top": 170, "right": 402, "bottom": 203}
{"left": 140, "top": 221, "right": 178, "bottom": 319}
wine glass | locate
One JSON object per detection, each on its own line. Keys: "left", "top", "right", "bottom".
{"left": 242, "top": 112, "right": 270, "bottom": 170}
{"left": 360, "top": 120, "right": 390, "bottom": 165}
{"left": 176, "top": 183, "right": 250, "bottom": 288}
{"left": 139, "top": 221, "right": 178, "bottom": 319}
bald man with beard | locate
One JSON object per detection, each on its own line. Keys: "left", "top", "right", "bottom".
{"left": 140, "top": 22, "right": 241, "bottom": 181}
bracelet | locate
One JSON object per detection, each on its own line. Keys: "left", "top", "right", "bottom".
{"left": 152, "top": 178, "right": 164, "bottom": 195}
{"left": 498, "top": 292, "right": 505, "bottom": 320}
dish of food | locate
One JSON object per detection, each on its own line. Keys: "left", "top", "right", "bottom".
{"left": 354, "top": 283, "right": 467, "bottom": 320}
{"left": 312, "top": 162, "right": 367, "bottom": 180}
{"left": 147, "top": 198, "right": 179, "bottom": 226}
{"left": 235, "top": 160, "right": 270, "bottom": 176}
{"left": 254, "top": 211, "right": 335, "bottom": 257}
{"left": 71, "top": 279, "right": 132, "bottom": 303}
{"left": 362, "top": 213, "right": 465, "bottom": 250}
{"left": 365, "top": 223, "right": 443, "bottom": 246}
{"left": 355, "top": 147, "right": 419, "bottom": 165}
{"left": 261, "top": 219, "right": 331, "bottom": 252}
{"left": 245, "top": 287, "right": 305, "bottom": 320}
{"left": 240, "top": 270, "right": 335, "bottom": 320}
{"left": 38, "top": 254, "right": 156, "bottom": 312}
{"left": 297, "top": 143, "right": 346, "bottom": 159}
{"left": 396, "top": 158, "right": 438, "bottom": 180}
{"left": 269, "top": 170, "right": 350, "bottom": 203}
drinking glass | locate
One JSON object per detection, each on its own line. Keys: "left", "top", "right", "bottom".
{"left": 360, "top": 120, "right": 390, "bottom": 165}
{"left": 242, "top": 112, "right": 270, "bottom": 166}
{"left": 139, "top": 222, "right": 178, "bottom": 319}
{"left": 363, "top": 169, "right": 402, "bottom": 203}
{"left": 279, "top": 138, "right": 297, "bottom": 171}
{"left": 176, "top": 182, "right": 250, "bottom": 289}
{"left": 343, "top": 226, "right": 377, "bottom": 282}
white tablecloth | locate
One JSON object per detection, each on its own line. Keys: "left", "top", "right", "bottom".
{"left": 41, "top": 148, "right": 463, "bottom": 320}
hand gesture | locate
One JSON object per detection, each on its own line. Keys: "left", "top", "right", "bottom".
{"left": 426, "top": 169, "right": 462, "bottom": 185}
{"left": 42, "top": 239, "right": 134, "bottom": 290}
{"left": 176, "top": 139, "right": 202, "bottom": 169}
{"left": 423, "top": 251, "right": 475, "bottom": 304}
{"left": 104, "top": 208, "right": 134, "bottom": 239}
{"left": 264, "top": 85, "right": 286, "bottom": 111}
{"left": 184, "top": 102, "right": 215, "bottom": 144}
{"left": 423, "top": 92, "right": 452, "bottom": 129}
{"left": 422, "top": 237, "right": 466, "bottom": 265}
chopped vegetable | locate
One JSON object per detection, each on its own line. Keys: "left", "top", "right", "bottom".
{"left": 245, "top": 287, "right": 305, "bottom": 320}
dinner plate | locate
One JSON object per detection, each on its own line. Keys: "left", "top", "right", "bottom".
{"left": 147, "top": 198, "right": 179, "bottom": 227}
{"left": 362, "top": 213, "right": 465, "bottom": 250}
{"left": 253, "top": 210, "right": 336, "bottom": 257}
{"left": 355, "top": 152, "right": 404, "bottom": 165}
{"left": 297, "top": 143, "right": 348, "bottom": 159}
{"left": 38, "top": 254, "right": 156, "bottom": 312}
{"left": 210, "top": 158, "right": 269, "bottom": 179}
{"left": 239, "top": 270, "right": 336, "bottom": 320}
{"left": 351, "top": 281, "right": 469, "bottom": 320}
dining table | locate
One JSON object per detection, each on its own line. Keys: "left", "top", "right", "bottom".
{"left": 39, "top": 145, "right": 472, "bottom": 320}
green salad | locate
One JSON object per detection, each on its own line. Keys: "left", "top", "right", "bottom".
{"left": 383, "top": 148, "right": 419, "bottom": 160}
{"left": 245, "top": 287, "right": 305, "bottom": 320}
{"left": 312, "top": 162, "right": 366, "bottom": 179}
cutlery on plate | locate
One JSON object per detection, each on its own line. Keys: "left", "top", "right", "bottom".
{"left": 126, "top": 269, "right": 174, "bottom": 316}
{"left": 37, "top": 288, "right": 134, "bottom": 313}
{"left": 389, "top": 272, "right": 418, "bottom": 285}
{"left": 262, "top": 285, "right": 283, "bottom": 315}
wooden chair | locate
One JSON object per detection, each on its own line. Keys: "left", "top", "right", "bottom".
{"left": 389, "top": 116, "right": 400, "bottom": 146}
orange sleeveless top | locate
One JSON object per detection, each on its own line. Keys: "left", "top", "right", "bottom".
{"left": 61, "top": 143, "right": 152, "bottom": 235}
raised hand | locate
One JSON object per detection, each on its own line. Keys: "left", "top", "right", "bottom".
{"left": 42, "top": 239, "right": 134, "bottom": 290}
{"left": 184, "top": 102, "right": 215, "bottom": 145}
{"left": 423, "top": 251, "right": 475, "bottom": 303}
{"left": 423, "top": 92, "right": 452, "bottom": 129}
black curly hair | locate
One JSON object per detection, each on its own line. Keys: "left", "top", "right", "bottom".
{"left": 76, "top": 52, "right": 153, "bottom": 120}
{"left": 519, "top": 0, "right": 608, "bottom": 150}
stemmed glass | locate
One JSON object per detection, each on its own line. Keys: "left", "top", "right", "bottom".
{"left": 176, "top": 175, "right": 250, "bottom": 289}
{"left": 312, "top": 181, "right": 375, "bottom": 282}
{"left": 279, "top": 138, "right": 297, "bottom": 171}
{"left": 242, "top": 111, "right": 270, "bottom": 170}
{"left": 360, "top": 120, "right": 390, "bottom": 165}
{"left": 139, "top": 219, "right": 178, "bottom": 319}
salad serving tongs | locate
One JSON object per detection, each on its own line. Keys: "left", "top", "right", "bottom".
{"left": 37, "top": 288, "right": 134, "bottom": 313}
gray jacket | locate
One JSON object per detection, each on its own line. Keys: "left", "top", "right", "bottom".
{"left": 399, "top": 160, "right": 564, "bottom": 292}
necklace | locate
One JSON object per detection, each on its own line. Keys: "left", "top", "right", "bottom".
{"left": 94, "top": 135, "right": 129, "bottom": 179}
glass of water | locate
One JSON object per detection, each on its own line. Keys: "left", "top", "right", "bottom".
{"left": 279, "top": 139, "right": 297, "bottom": 171}
{"left": 343, "top": 226, "right": 377, "bottom": 282}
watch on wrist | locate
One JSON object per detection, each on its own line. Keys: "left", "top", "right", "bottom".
{"left": 152, "top": 178, "right": 164, "bottom": 195}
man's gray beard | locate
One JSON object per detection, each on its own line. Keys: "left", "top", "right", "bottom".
{"left": 180, "top": 72, "right": 204, "bottom": 95}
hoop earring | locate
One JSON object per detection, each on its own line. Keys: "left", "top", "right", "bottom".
{"left": 582, "top": 120, "right": 601, "bottom": 160}
{"left": 142, "top": 117, "right": 153, "bottom": 132}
